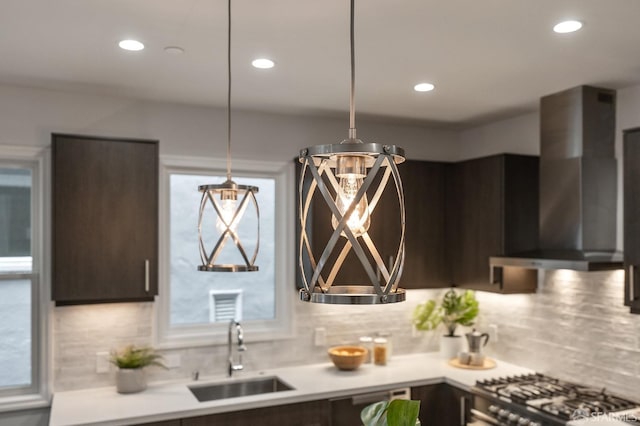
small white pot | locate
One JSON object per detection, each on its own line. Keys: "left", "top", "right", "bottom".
{"left": 116, "top": 368, "right": 147, "bottom": 394}
{"left": 439, "top": 335, "right": 463, "bottom": 359}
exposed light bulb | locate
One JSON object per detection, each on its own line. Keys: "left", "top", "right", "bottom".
{"left": 215, "top": 190, "right": 246, "bottom": 234}
{"left": 331, "top": 156, "right": 370, "bottom": 237}
{"left": 332, "top": 175, "right": 371, "bottom": 237}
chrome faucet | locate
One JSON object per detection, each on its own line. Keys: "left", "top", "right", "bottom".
{"left": 228, "top": 319, "right": 246, "bottom": 377}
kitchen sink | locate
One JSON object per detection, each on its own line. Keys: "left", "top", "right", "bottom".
{"left": 188, "top": 376, "right": 294, "bottom": 402}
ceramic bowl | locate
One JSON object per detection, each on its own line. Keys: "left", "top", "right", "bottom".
{"left": 328, "top": 345, "right": 368, "bottom": 371}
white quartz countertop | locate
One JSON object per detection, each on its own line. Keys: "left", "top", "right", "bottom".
{"left": 49, "top": 352, "right": 534, "bottom": 426}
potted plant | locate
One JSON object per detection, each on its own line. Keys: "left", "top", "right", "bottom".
{"left": 110, "top": 345, "right": 166, "bottom": 394}
{"left": 361, "top": 399, "right": 421, "bottom": 426}
{"left": 412, "top": 288, "right": 479, "bottom": 359}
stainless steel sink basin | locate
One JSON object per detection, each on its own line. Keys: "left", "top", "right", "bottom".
{"left": 188, "top": 376, "right": 294, "bottom": 402}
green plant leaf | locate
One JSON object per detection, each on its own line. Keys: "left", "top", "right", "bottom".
{"left": 386, "top": 400, "right": 421, "bottom": 426}
{"left": 361, "top": 401, "right": 389, "bottom": 426}
{"left": 412, "top": 300, "right": 442, "bottom": 331}
{"left": 413, "top": 288, "right": 479, "bottom": 335}
{"left": 110, "top": 345, "right": 167, "bottom": 369}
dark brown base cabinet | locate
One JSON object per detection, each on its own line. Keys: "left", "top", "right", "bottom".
{"left": 412, "top": 384, "right": 471, "bottom": 426}
{"left": 132, "top": 383, "right": 470, "bottom": 426}
{"left": 624, "top": 128, "right": 640, "bottom": 314}
{"left": 52, "top": 134, "right": 159, "bottom": 305}
{"left": 446, "top": 154, "right": 539, "bottom": 293}
{"left": 181, "top": 400, "right": 330, "bottom": 426}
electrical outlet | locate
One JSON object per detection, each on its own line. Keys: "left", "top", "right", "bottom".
{"left": 314, "top": 327, "right": 326, "bottom": 346}
{"left": 96, "top": 352, "right": 110, "bottom": 374}
{"left": 164, "top": 353, "right": 181, "bottom": 369}
{"left": 489, "top": 324, "right": 499, "bottom": 343}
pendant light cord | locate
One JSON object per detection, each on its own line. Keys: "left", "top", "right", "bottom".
{"left": 348, "top": 0, "right": 356, "bottom": 139}
{"left": 226, "top": 0, "right": 232, "bottom": 181}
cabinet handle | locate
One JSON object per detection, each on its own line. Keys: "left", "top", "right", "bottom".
{"left": 144, "top": 259, "right": 150, "bottom": 293}
{"left": 630, "top": 265, "right": 636, "bottom": 302}
{"left": 460, "top": 396, "right": 466, "bottom": 426}
{"left": 489, "top": 266, "right": 502, "bottom": 286}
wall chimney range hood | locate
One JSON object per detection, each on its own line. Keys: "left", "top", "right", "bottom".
{"left": 491, "top": 85, "right": 623, "bottom": 272}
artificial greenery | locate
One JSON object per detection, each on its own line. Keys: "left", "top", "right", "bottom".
{"left": 110, "top": 345, "right": 166, "bottom": 370}
{"left": 361, "top": 399, "right": 421, "bottom": 426}
{"left": 412, "top": 288, "right": 479, "bottom": 336}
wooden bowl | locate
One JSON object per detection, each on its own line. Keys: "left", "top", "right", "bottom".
{"left": 328, "top": 346, "right": 368, "bottom": 371}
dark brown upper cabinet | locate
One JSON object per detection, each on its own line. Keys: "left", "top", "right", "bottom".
{"left": 446, "top": 154, "right": 539, "bottom": 293}
{"left": 52, "top": 134, "right": 159, "bottom": 305}
{"left": 397, "top": 160, "right": 449, "bottom": 288}
{"left": 295, "top": 159, "right": 449, "bottom": 290}
{"left": 624, "top": 128, "right": 640, "bottom": 314}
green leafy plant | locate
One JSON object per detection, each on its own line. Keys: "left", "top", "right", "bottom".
{"left": 361, "top": 399, "right": 421, "bottom": 426}
{"left": 109, "top": 345, "right": 166, "bottom": 370}
{"left": 412, "top": 289, "right": 479, "bottom": 336}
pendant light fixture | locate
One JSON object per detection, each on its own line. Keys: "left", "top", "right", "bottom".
{"left": 198, "top": 0, "right": 259, "bottom": 272}
{"left": 298, "top": 0, "right": 406, "bottom": 304}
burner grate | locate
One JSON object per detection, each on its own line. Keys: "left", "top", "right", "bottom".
{"left": 474, "top": 373, "right": 640, "bottom": 423}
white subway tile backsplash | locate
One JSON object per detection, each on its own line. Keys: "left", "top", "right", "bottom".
{"left": 476, "top": 270, "right": 640, "bottom": 401}
{"left": 52, "top": 272, "right": 640, "bottom": 401}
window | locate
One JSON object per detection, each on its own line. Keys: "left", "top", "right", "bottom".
{"left": 0, "top": 147, "right": 48, "bottom": 410}
{"left": 156, "top": 156, "right": 293, "bottom": 347}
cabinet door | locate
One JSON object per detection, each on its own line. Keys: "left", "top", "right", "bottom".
{"left": 295, "top": 159, "right": 449, "bottom": 290}
{"left": 447, "top": 154, "right": 538, "bottom": 294}
{"left": 624, "top": 128, "right": 640, "bottom": 313}
{"left": 182, "top": 400, "right": 330, "bottom": 426}
{"left": 412, "top": 383, "right": 471, "bottom": 426}
{"left": 399, "top": 161, "right": 449, "bottom": 289}
{"left": 52, "top": 134, "right": 158, "bottom": 305}
{"left": 447, "top": 156, "right": 504, "bottom": 292}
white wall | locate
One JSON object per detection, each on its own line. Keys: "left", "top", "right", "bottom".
{"left": 457, "top": 112, "right": 538, "bottom": 161}
{"left": 0, "top": 84, "right": 459, "bottom": 162}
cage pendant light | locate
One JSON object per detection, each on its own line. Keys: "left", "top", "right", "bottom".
{"left": 298, "top": 0, "right": 406, "bottom": 304}
{"left": 197, "top": 0, "right": 259, "bottom": 273}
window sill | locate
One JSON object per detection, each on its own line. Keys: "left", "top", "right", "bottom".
{"left": 0, "top": 393, "right": 50, "bottom": 414}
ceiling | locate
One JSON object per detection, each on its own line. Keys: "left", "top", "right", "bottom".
{"left": 2, "top": 0, "right": 640, "bottom": 128}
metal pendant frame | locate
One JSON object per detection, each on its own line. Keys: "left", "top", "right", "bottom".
{"left": 198, "top": 180, "right": 260, "bottom": 272}
{"left": 298, "top": 141, "right": 406, "bottom": 304}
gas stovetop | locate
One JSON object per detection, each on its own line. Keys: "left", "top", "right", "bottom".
{"left": 474, "top": 373, "right": 639, "bottom": 424}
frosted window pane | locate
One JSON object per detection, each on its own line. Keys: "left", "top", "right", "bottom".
{"left": 0, "top": 168, "right": 31, "bottom": 258}
{"left": 169, "top": 174, "right": 276, "bottom": 325}
{"left": 0, "top": 279, "right": 31, "bottom": 388}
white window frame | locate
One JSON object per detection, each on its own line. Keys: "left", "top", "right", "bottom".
{"left": 155, "top": 155, "right": 294, "bottom": 349}
{"left": 0, "top": 146, "right": 50, "bottom": 412}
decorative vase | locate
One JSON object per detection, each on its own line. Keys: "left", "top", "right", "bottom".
{"left": 439, "top": 335, "right": 463, "bottom": 359}
{"left": 116, "top": 368, "right": 147, "bottom": 394}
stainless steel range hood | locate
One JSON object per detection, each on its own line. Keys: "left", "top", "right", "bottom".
{"left": 491, "top": 85, "right": 623, "bottom": 272}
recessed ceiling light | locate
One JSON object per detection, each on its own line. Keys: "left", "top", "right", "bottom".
{"left": 553, "top": 20, "right": 583, "bottom": 34}
{"left": 252, "top": 58, "right": 275, "bottom": 69}
{"left": 118, "top": 39, "right": 145, "bottom": 51}
{"left": 414, "top": 83, "right": 435, "bottom": 92}
{"left": 164, "top": 46, "right": 185, "bottom": 55}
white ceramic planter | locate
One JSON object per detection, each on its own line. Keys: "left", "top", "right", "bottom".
{"left": 116, "top": 368, "right": 147, "bottom": 394}
{"left": 439, "top": 335, "right": 463, "bottom": 359}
